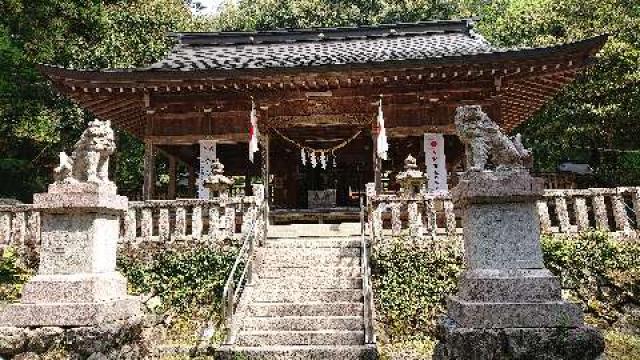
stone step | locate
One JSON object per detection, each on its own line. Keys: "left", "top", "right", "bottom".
{"left": 251, "top": 289, "right": 363, "bottom": 303}
{"left": 257, "top": 247, "right": 360, "bottom": 258}
{"left": 256, "top": 248, "right": 361, "bottom": 267}
{"left": 264, "top": 237, "right": 361, "bottom": 248}
{"left": 241, "top": 316, "right": 364, "bottom": 332}
{"left": 268, "top": 223, "right": 361, "bottom": 238}
{"left": 216, "top": 344, "right": 378, "bottom": 360}
{"left": 257, "top": 266, "right": 362, "bottom": 279}
{"left": 235, "top": 330, "right": 365, "bottom": 346}
{"left": 257, "top": 255, "right": 361, "bottom": 267}
{"left": 254, "top": 277, "right": 362, "bottom": 290}
{"left": 247, "top": 303, "right": 363, "bottom": 317}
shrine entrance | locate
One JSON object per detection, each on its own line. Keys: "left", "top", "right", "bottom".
{"left": 268, "top": 128, "right": 373, "bottom": 212}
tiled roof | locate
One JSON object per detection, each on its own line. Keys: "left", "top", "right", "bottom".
{"left": 147, "top": 20, "right": 497, "bottom": 71}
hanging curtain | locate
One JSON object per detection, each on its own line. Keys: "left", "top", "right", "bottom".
{"left": 376, "top": 98, "right": 389, "bottom": 160}
{"left": 249, "top": 99, "right": 259, "bottom": 162}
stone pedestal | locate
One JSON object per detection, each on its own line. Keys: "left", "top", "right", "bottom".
{"left": 434, "top": 170, "right": 603, "bottom": 360}
{"left": 0, "top": 183, "right": 140, "bottom": 327}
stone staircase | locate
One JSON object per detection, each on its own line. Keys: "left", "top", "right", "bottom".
{"left": 217, "top": 223, "right": 377, "bottom": 359}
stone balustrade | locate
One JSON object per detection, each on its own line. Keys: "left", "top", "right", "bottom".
{"left": 0, "top": 204, "right": 40, "bottom": 249}
{"left": 124, "top": 197, "right": 259, "bottom": 244}
{"left": 2, "top": 187, "right": 638, "bottom": 250}
{"left": 367, "top": 186, "right": 640, "bottom": 241}
{"left": 538, "top": 187, "right": 639, "bottom": 235}
{"left": 0, "top": 196, "right": 260, "bottom": 250}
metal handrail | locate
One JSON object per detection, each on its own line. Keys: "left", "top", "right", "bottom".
{"left": 221, "top": 202, "right": 265, "bottom": 342}
{"left": 360, "top": 197, "right": 376, "bottom": 344}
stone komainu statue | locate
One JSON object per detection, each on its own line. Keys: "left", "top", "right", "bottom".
{"left": 454, "top": 105, "right": 532, "bottom": 171}
{"left": 54, "top": 119, "right": 116, "bottom": 185}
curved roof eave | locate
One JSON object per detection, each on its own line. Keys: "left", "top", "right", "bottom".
{"left": 37, "top": 35, "right": 607, "bottom": 84}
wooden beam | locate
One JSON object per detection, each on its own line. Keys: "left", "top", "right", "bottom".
{"left": 146, "top": 134, "right": 247, "bottom": 145}
{"left": 387, "top": 125, "right": 456, "bottom": 137}
{"left": 168, "top": 155, "right": 177, "bottom": 200}
{"left": 143, "top": 140, "right": 156, "bottom": 200}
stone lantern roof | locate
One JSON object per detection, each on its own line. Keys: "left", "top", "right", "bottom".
{"left": 396, "top": 154, "right": 427, "bottom": 196}
{"left": 203, "top": 159, "right": 235, "bottom": 198}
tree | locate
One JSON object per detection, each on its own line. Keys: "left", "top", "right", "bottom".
{"left": 0, "top": 0, "right": 206, "bottom": 200}
{"left": 475, "top": 0, "right": 640, "bottom": 185}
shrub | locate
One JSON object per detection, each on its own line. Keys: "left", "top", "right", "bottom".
{"left": 541, "top": 231, "right": 640, "bottom": 326}
{"left": 0, "top": 247, "right": 33, "bottom": 302}
{"left": 117, "top": 245, "right": 237, "bottom": 315}
{"left": 372, "top": 232, "right": 640, "bottom": 342}
{"left": 371, "top": 238, "right": 463, "bottom": 339}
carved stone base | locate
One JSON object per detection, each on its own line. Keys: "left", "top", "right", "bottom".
{"left": 433, "top": 317, "right": 604, "bottom": 360}
{"left": 0, "top": 296, "right": 140, "bottom": 327}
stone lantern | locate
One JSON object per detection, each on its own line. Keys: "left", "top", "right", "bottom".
{"left": 203, "top": 158, "right": 235, "bottom": 199}
{"left": 396, "top": 154, "right": 426, "bottom": 197}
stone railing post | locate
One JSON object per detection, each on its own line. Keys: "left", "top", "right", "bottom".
{"left": 225, "top": 204, "right": 236, "bottom": 238}
{"left": 425, "top": 198, "right": 437, "bottom": 238}
{"left": 0, "top": 209, "right": 11, "bottom": 247}
{"left": 573, "top": 196, "right": 590, "bottom": 231}
{"left": 407, "top": 200, "right": 423, "bottom": 240}
{"left": 631, "top": 188, "right": 640, "bottom": 227}
{"left": 554, "top": 196, "right": 572, "bottom": 233}
{"left": 11, "top": 210, "right": 26, "bottom": 247}
{"left": 174, "top": 206, "right": 187, "bottom": 239}
{"left": 443, "top": 198, "right": 457, "bottom": 236}
{"left": 158, "top": 207, "right": 170, "bottom": 242}
{"left": 192, "top": 205, "right": 203, "bottom": 240}
{"left": 592, "top": 194, "right": 609, "bottom": 230}
{"left": 123, "top": 208, "right": 137, "bottom": 243}
{"left": 612, "top": 192, "right": 631, "bottom": 233}
{"left": 536, "top": 199, "right": 552, "bottom": 233}
{"left": 372, "top": 203, "right": 384, "bottom": 242}
{"left": 141, "top": 207, "right": 153, "bottom": 240}
{"left": 209, "top": 205, "right": 221, "bottom": 244}
{"left": 390, "top": 202, "right": 402, "bottom": 237}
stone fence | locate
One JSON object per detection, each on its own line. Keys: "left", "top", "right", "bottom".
{"left": 2, "top": 186, "right": 639, "bottom": 249}
{"left": 367, "top": 186, "right": 640, "bottom": 240}
{"left": 0, "top": 196, "right": 261, "bottom": 249}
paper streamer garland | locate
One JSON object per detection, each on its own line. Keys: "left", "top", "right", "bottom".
{"left": 273, "top": 128, "right": 364, "bottom": 170}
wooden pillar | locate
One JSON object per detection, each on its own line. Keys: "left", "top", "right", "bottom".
{"left": 188, "top": 166, "right": 196, "bottom": 197}
{"left": 244, "top": 162, "right": 252, "bottom": 196}
{"left": 262, "top": 134, "right": 270, "bottom": 203}
{"left": 168, "top": 156, "right": 177, "bottom": 200}
{"left": 143, "top": 140, "right": 155, "bottom": 200}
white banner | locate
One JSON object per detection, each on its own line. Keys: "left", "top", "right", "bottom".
{"left": 198, "top": 140, "right": 217, "bottom": 199}
{"left": 424, "top": 134, "right": 448, "bottom": 193}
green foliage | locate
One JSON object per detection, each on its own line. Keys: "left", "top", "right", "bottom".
{"left": 0, "top": 247, "right": 33, "bottom": 302}
{"left": 117, "top": 246, "right": 237, "bottom": 314}
{"left": 215, "top": 0, "right": 464, "bottom": 31}
{"left": 373, "top": 232, "right": 640, "bottom": 344}
{"left": 0, "top": 0, "right": 204, "bottom": 201}
{"left": 477, "top": 0, "right": 640, "bottom": 186}
{"left": 541, "top": 231, "right": 640, "bottom": 326}
{"left": 605, "top": 330, "right": 640, "bottom": 360}
{"left": 371, "top": 238, "right": 463, "bottom": 339}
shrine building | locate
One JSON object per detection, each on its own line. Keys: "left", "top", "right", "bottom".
{"left": 38, "top": 20, "right": 606, "bottom": 213}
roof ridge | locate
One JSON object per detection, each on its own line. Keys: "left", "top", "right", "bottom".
{"left": 172, "top": 19, "right": 475, "bottom": 46}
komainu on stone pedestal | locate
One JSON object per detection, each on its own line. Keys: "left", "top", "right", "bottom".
{"left": 0, "top": 119, "right": 140, "bottom": 328}
{"left": 454, "top": 105, "right": 532, "bottom": 171}
{"left": 54, "top": 119, "right": 116, "bottom": 187}
{"left": 433, "top": 107, "right": 604, "bottom": 360}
